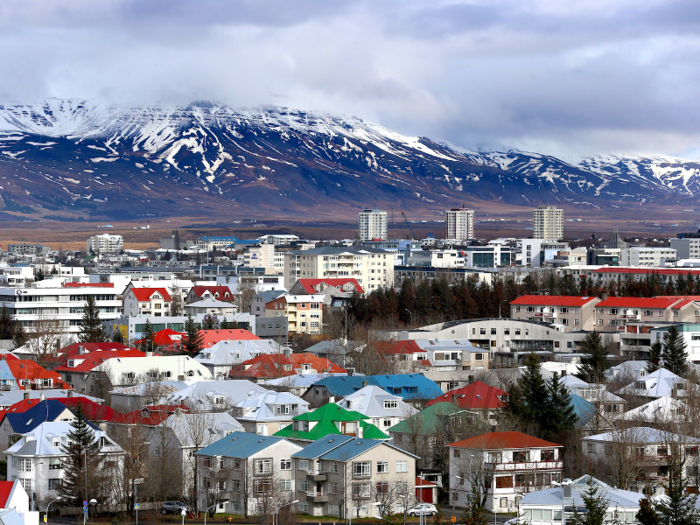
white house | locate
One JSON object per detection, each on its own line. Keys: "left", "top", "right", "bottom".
{"left": 194, "top": 340, "right": 290, "bottom": 381}
{"left": 122, "top": 287, "right": 172, "bottom": 317}
{"left": 336, "top": 385, "right": 418, "bottom": 431}
{"left": 5, "top": 421, "right": 125, "bottom": 510}
{"left": 448, "top": 431, "right": 564, "bottom": 513}
{"left": 89, "top": 355, "right": 213, "bottom": 388}
{"left": 520, "top": 475, "right": 643, "bottom": 525}
{"left": 617, "top": 368, "right": 686, "bottom": 399}
{"left": 233, "top": 391, "right": 309, "bottom": 436}
{"left": 160, "top": 380, "right": 267, "bottom": 412}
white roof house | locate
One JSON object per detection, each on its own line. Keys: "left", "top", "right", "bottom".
{"left": 160, "top": 380, "right": 267, "bottom": 411}
{"left": 520, "top": 475, "right": 644, "bottom": 525}
{"left": 617, "top": 368, "right": 686, "bottom": 399}
{"left": 260, "top": 373, "right": 347, "bottom": 398}
{"left": 92, "top": 355, "right": 213, "bottom": 385}
{"left": 194, "top": 339, "right": 291, "bottom": 380}
{"left": 184, "top": 298, "right": 237, "bottom": 316}
{"left": 234, "top": 391, "right": 309, "bottom": 435}
{"left": 6, "top": 421, "right": 125, "bottom": 507}
{"left": 585, "top": 426, "right": 700, "bottom": 445}
{"left": 606, "top": 361, "right": 649, "bottom": 382}
{"left": 336, "top": 385, "right": 418, "bottom": 431}
{"left": 617, "top": 396, "right": 688, "bottom": 424}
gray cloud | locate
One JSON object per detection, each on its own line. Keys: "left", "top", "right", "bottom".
{"left": 0, "top": 0, "right": 697, "bottom": 159}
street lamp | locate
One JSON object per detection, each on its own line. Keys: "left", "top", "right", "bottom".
{"left": 398, "top": 494, "right": 407, "bottom": 525}
{"left": 273, "top": 499, "right": 299, "bottom": 525}
{"left": 203, "top": 504, "right": 217, "bottom": 525}
{"left": 46, "top": 496, "right": 62, "bottom": 525}
{"left": 404, "top": 308, "right": 413, "bottom": 326}
{"left": 83, "top": 499, "right": 96, "bottom": 525}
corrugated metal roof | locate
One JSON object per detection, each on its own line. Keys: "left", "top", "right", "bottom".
{"left": 195, "top": 432, "right": 287, "bottom": 458}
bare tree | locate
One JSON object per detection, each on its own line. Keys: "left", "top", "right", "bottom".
{"left": 146, "top": 419, "right": 184, "bottom": 505}
{"left": 24, "top": 316, "right": 69, "bottom": 368}
{"left": 237, "top": 279, "right": 260, "bottom": 314}
{"left": 110, "top": 424, "right": 151, "bottom": 513}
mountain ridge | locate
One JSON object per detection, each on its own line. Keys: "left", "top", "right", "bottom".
{"left": 0, "top": 99, "right": 698, "bottom": 221}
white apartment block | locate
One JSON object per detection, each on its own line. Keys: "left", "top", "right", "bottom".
{"left": 0, "top": 285, "right": 121, "bottom": 335}
{"left": 86, "top": 234, "right": 124, "bottom": 254}
{"left": 621, "top": 247, "right": 677, "bottom": 267}
{"left": 284, "top": 246, "right": 394, "bottom": 292}
{"left": 358, "top": 209, "right": 388, "bottom": 242}
{"left": 533, "top": 206, "right": 563, "bottom": 241}
{"left": 243, "top": 244, "right": 285, "bottom": 273}
{"left": 446, "top": 207, "right": 475, "bottom": 241}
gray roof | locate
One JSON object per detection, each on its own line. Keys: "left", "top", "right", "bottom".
{"left": 195, "top": 431, "right": 297, "bottom": 458}
{"left": 319, "top": 437, "right": 418, "bottom": 462}
{"left": 255, "top": 290, "right": 287, "bottom": 303}
{"left": 288, "top": 245, "right": 389, "bottom": 256}
{"left": 304, "top": 339, "right": 363, "bottom": 356}
{"left": 110, "top": 380, "right": 189, "bottom": 396}
{"left": 195, "top": 339, "right": 288, "bottom": 366}
{"left": 585, "top": 426, "right": 700, "bottom": 444}
{"left": 235, "top": 391, "right": 310, "bottom": 422}
{"left": 291, "top": 434, "right": 354, "bottom": 459}
{"left": 521, "top": 475, "right": 642, "bottom": 509}
{"left": 160, "top": 380, "right": 267, "bottom": 410}
{"left": 157, "top": 412, "right": 244, "bottom": 447}
{"left": 337, "top": 385, "right": 418, "bottom": 419}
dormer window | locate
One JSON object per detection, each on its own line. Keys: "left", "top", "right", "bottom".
{"left": 383, "top": 400, "right": 398, "bottom": 409}
{"left": 636, "top": 381, "right": 646, "bottom": 390}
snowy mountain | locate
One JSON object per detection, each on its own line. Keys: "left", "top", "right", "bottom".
{"left": 0, "top": 99, "right": 698, "bottom": 220}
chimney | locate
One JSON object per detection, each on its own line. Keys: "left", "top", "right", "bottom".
{"left": 67, "top": 390, "right": 73, "bottom": 398}
{"left": 23, "top": 392, "right": 30, "bottom": 400}
{"left": 175, "top": 408, "right": 183, "bottom": 417}
{"left": 79, "top": 345, "right": 85, "bottom": 354}
{"left": 362, "top": 381, "right": 367, "bottom": 388}
{"left": 40, "top": 392, "right": 45, "bottom": 402}
{"left": 357, "top": 423, "right": 363, "bottom": 438}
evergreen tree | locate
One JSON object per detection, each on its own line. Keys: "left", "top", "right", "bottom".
{"left": 138, "top": 319, "right": 155, "bottom": 353}
{"left": 577, "top": 331, "right": 610, "bottom": 384}
{"left": 78, "top": 296, "right": 108, "bottom": 343}
{"left": 519, "top": 353, "right": 549, "bottom": 423}
{"left": 636, "top": 497, "right": 660, "bottom": 525}
{"left": 656, "top": 457, "right": 699, "bottom": 525}
{"left": 58, "top": 402, "right": 102, "bottom": 505}
{"left": 662, "top": 325, "right": 688, "bottom": 376}
{"left": 202, "top": 314, "right": 216, "bottom": 330}
{"left": 461, "top": 493, "right": 489, "bottom": 525}
{"left": 543, "top": 372, "right": 578, "bottom": 438}
{"left": 183, "top": 314, "right": 203, "bottom": 358}
{"left": 112, "top": 329, "right": 124, "bottom": 344}
{"left": 571, "top": 480, "right": 609, "bottom": 525}
{"left": 0, "top": 306, "right": 13, "bottom": 340}
{"left": 646, "top": 341, "right": 663, "bottom": 373}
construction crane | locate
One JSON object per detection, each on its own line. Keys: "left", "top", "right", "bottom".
{"left": 401, "top": 211, "right": 417, "bottom": 239}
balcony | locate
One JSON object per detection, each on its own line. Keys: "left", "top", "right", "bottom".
{"left": 215, "top": 469, "right": 230, "bottom": 479}
{"left": 306, "top": 491, "right": 329, "bottom": 503}
{"left": 307, "top": 472, "right": 327, "bottom": 482}
{"left": 617, "top": 314, "right": 640, "bottom": 321}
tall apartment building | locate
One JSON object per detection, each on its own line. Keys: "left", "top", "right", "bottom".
{"left": 86, "top": 234, "right": 124, "bottom": 254}
{"left": 284, "top": 246, "right": 393, "bottom": 292}
{"left": 533, "top": 206, "right": 563, "bottom": 241}
{"left": 0, "top": 284, "right": 121, "bottom": 335}
{"left": 446, "top": 207, "right": 475, "bottom": 241}
{"left": 358, "top": 209, "right": 388, "bottom": 241}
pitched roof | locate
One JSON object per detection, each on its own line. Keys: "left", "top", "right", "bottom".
{"left": 5, "top": 400, "right": 72, "bottom": 434}
{"left": 134, "top": 328, "right": 183, "bottom": 347}
{"left": 129, "top": 287, "right": 172, "bottom": 302}
{"left": 273, "top": 403, "right": 389, "bottom": 441}
{"left": 290, "top": 434, "right": 354, "bottom": 459}
{"left": 0, "top": 482, "right": 14, "bottom": 508}
{"left": 55, "top": 349, "right": 146, "bottom": 373}
{"left": 617, "top": 396, "right": 687, "bottom": 423}
{"left": 6, "top": 360, "right": 71, "bottom": 389}
{"left": 366, "top": 374, "right": 443, "bottom": 400}
{"left": 195, "top": 431, "right": 296, "bottom": 458}
{"left": 425, "top": 380, "right": 506, "bottom": 410}
{"left": 448, "top": 431, "right": 562, "bottom": 450}
{"left": 53, "top": 342, "right": 131, "bottom": 366}
{"left": 510, "top": 295, "right": 599, "bottom": 306}
{"left": 585, "top": 426, "right": 700, "bottom": 444}
{"left": 190, "top": 286, "right": 234, "bottom": 299}
{"left": 59, "top": 397, "right": 117, "bottom": 422}
{"left": 228, "top": 353, "right": 346, "bottom": 379}
{"left": 309, "top": 376, "right": 368, "bottom": 397}
{"left": 337, "top": 385, "right": 418, "bottom": 419}
{"left": 521, "top": 475, "right": 643, "bottom": 509}
{"left": 294, "top": 278, "right": 364, "bottom": 295}
{"left": 199, "top": 329, "right": 260, "bottom": 348}
{"left": 597, "top": 297, "right": 682, "bottom": 309}
{"left": 617, "top": 368, "right": 685, "bottom": 398}
{"left": 388, "top": 402, "right": 475, "bottom": 436}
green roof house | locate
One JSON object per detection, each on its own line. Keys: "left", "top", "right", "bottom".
{"left": 273, "top": 402, "right": 389, "bottom": 445}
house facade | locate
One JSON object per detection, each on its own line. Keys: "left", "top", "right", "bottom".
{"left": 122, "top": 287, "right": 172, "bottom": 317}
{"left": 448, "top": 431, "right": 563, "bottom": 513}
{"left": 510, "top": 296, "right": 601, "bottom": 331}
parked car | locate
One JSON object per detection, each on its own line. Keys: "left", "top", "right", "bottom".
{"left": 407, "top": 503, "right": 438, "bottom": 517}
{"left": 162, "top": 501, "right": 188, "bottom": 514}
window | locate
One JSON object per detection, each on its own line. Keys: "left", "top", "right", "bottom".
{"left": 658, "top": 447, "right": 669, "bottom": 457}
{"left": 377, "top": 462, "right": 389, "bottom": 474}
{"left": 49, "top": 458, "right": 63, "bottom": 470}
{"left": 480, "top": 328, "right": 486, "bottom": 335}
{"left": 541, "top": 450, "right": 555, "bottom": 462}
{"left": 396, "top": 481, "right": 408, "bottom": 493}
{"left": 48, "top": 479, "right": 61, "bottom": 491}
{"left": 254, "top": 459, "right": 272, "bottom": 475}
{"left": 383, "top": 419, "right": 392, "bottom": 428}
{"left": 353, "top": 462, "right": 371, "bottom": 477}
{"left": 488, "top": 452, "right": 502, "bottom": 463}
{"left": 454, "top": 449, "right": 461, "bottom": 458}
{"left": 504, "top": 328, "right": 510, "bottom": 335}
{"left": 299, "top": 480, "right": 309, "bottom": 492}
{"left": 396, "top": 460, "right": 408, "bottom": 473}
{"left": 491, "top": 328, "right": 497, "bottom": 335}
{"left": 513, "top": 451, "right": 529, "bottom": 463}
{"left": 353, "top": 483, "right": 371, "bottom": 498}
{"left": 279, "top": 479, "right": 292, "bottom": 492}
{"left": 500, "top": 498, "right": 508, "bottom": 508}
{"left": 376, "top": 482, "right": 389, "bottom": 494}
{"left": 280, "top": 459, "right": 291, "bottom": 470}
{"left": 298, "top": 460, "right": 309, "bottom": 471}
{"left": 255, "top": 480, "right": 271, "bottom": 495}
{"left": 298, "top": 502, "right": 309, "bottom": 513}
{"left": 231, "top": 479, "right": 241, "bottom": 491}
{"left": 232, "top": 459, "right": 241, "bottom": 470}
{"left": 609, "top": 309, "right": 618, "bottom": 315}
{"left": 18, "top": 458, "right": 31, "bottom": 472}
{"left": 587, "top": 443, "right": 595, "bottom": 454}
{"left": 475, "top": 353, "right": 483, "bottom": 361}
{"left": 18, "top": 480, "right": 31, "bottom": 493}
{"left": 515, "top": 328, "right": 521, "bottom": 335}
{"left": 383, "top": 400, "right": 398, "bottom": 409}
{"left": 604, "top": 445, "right": 613, "bottom": 456}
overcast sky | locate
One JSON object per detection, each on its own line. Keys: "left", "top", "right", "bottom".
{"left": 0, "top": 0, "right": 698, "bottom": 160}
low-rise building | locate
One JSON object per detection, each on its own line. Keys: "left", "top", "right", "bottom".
{"left": 195, "top": 432, "right": 302, "bottom": 516}
{"left": 336, "top": 385, "right": 418, "bottom": 432}
{"left": 233, "top": 391, "right": 309, "bottom": 436}
{"left": 448, "top": 431, "right": 563, "bottom": 513}
{"left": 510, "top": 296, "right": 601, "bottom": 331}
{"left": 425, "top": 381, "right": 506, "bottom": 425}
{"left": 595, "top": 297, "right": 697, "bottom": 329}
{"left": 122, "top": 287, "right": 172, "bottom": 317}
{"left": 87, "top": 234, "right": 123, "bottom": 254}
{"left": 291, "top": 434, "right": 418, "bottom": 518}
{"left": 616, "top": 368, "right": 686, "bottom": 400}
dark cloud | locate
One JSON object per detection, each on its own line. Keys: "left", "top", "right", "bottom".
{"left": 0, "top": 0, "right": 697, "bottom": 158}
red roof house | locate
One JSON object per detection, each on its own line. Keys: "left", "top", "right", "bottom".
{"left": 426, "top": 381, "right": 506, "bottom": 421}
{"left": 228, "top": 353, "right": 346, "bottom": 382}
{"left": 510, "top": 295, "right": 599, "bottom": 307}
{"left": 52, "top": 342, "right": 131, "bottom": 368}
{"left": 289, "top": 278, "right": 364, "bottom": 296}
{"left": 123, "top": 287, "right": 172, "bottom": 317}
{"left": 186, "top": 286, "right": 235, "bottom": 304}
{"left": 447, "top": 431, "right": 561, "bottom": 450}
{"left": 6, "top": 360, "right": 71, "bottom": 390}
